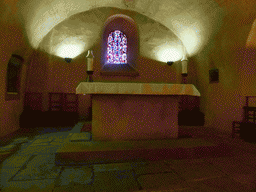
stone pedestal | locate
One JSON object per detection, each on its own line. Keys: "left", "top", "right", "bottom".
{"left": 92, "top": 94, "right": 179, "bottom": 141}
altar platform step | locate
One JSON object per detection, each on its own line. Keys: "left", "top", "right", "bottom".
{"left": 55, "top": 138, "right": 233, "bottom": 166}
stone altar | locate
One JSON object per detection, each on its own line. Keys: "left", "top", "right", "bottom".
{"left": 76, "top": 82, "right": 200, "bottom": 141}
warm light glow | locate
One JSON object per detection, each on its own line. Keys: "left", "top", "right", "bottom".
{"left": 177, "top": 24, "right": 204, "bottom": 56}
{"left": 154, "top": 43, "right": 183, "bottom": 62}
{"left": 55, "top": 37, "right": 85, "bottom": 58}
{"left": 56, "top": 44, "right": 84, "bottom": 58}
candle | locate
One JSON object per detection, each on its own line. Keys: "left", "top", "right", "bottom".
{"left": 86, "top": 50, "right": 94, "bottom": 71}
{"left": 87, "top": 58, "right": 93, "bottom": 71}
{"left": 182, "top": 60, "right": 187, "bottom": 74}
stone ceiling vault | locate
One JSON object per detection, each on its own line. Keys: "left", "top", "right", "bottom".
{"left": 17, "top": 0, "right": 227, "bottom": 62}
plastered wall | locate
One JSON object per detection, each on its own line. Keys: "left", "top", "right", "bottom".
{"left": 26, "top": 40, "right": 180, "bottom": 119}
{"left": 190, "top": 7, "right": 256, "bottom": 134}
{"left": 0, "top": 1, "right": 33, "bottom": 137}
{"left": 7, "top": 1, "right": 256, "bottom": 138}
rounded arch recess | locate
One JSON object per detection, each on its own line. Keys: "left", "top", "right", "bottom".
{"left": 101, "top": 14, "right": 139, "bottom": 76}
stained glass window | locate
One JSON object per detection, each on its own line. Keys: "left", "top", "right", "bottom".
{"left": 107, "top": 30, "right": 127, "bottom": 64}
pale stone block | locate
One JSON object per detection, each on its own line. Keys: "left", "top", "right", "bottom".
{"left": 69, "top": 133, "right": 91, "bottom": 142}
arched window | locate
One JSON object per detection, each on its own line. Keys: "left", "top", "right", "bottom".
{"left": 107, "top": 30, "right": 127, "bottom": 64}
{"left": 101, "top": 14, "right": 139, "bottom": 76}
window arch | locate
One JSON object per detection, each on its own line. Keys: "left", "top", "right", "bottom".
{"left": 101, "top": 14, "right": 139, "bottom": 76}
{"left": 107, "top": 30, "right": 127, "bottom": 64}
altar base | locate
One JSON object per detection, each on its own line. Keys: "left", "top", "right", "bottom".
{"left": 92, "top": 94, "right": 179, "bottom": 141}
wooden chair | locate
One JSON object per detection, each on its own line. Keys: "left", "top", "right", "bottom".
{"left": 232, "top": 121, "right": 242, "bottom": 138}
{"left": 232, "top": 96, "right": 256, "bottom": 138}
{"left": 47, "top": 92, "right": 79, "bottom": 126}
{"left": 243, "top": 106, "right": 256, "bottom": 123}
{"left": 49, "top": 92, "right": 63, "bottom": 111}
{"left": 49, "top": 92, "right": 78, "bottom": 112}
{"left": 63, "top": 93, "right": 78, "bottom": 113}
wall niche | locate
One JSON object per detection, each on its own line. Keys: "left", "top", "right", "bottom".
{"left": 101, "top": 14, "right": 139, "bottom": 77}
{"left": 5, "top": 54, "right": 24, "bottom": 101}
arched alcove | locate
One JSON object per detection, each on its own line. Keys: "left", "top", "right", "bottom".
{"left": 100, "top": 14, "right": 139, "bottom": 76}
{"left": 5, "top": 54, "right": 24, "bottom": 101}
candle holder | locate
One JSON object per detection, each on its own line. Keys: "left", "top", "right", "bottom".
{"left": 86, "top": 71, "right": 94, "bottom": 82}
{"left": 182, "top": 73, "right": 188, "bottom": 84}
{"left": 181, "top": 58, "right": 188, "bottom": 84}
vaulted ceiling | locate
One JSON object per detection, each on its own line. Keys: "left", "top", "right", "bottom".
{"left": 15, "top": 0, "right": 256, "bottom": 62}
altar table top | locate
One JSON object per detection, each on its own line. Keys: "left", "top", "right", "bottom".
{"left": 76, "top": 82, "right": 200, "bottom": 96}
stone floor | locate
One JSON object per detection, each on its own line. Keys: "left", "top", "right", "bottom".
{"left": 1, "top": 122, "right": 256, "bottom": 191}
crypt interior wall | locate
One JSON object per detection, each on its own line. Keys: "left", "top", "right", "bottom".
{"left": 0, "top": 1, "right": 33, "bottom": 137}
{"left": 5, "top": 2, "right": 256, "bottom": 138}
{"left": 190, "top": 10, "right": 256, "bottom": 134}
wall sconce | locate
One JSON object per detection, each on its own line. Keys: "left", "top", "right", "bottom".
{"left": 64, "top": 58, "right": 72, "bottom": 63}
{"left": 167, "top": 61, "right": 174, "bottom": 66}
{"left": 209, "top": 69, "right": 219, "bottom": 83}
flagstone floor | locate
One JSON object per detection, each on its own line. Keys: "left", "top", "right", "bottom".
{"left": 1, "top": 122, "right": 256, "bottom": 191}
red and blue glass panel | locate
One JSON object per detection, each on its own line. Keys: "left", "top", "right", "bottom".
{"left": 107, "top": 30, "right": 127, "bottom": 64}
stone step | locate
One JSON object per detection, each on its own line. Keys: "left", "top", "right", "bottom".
{"left": 55, "top": 138, "right": 233, "bottom": 166}
{"left": 69, "top": 133, "right": 91, "bottom": 142}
